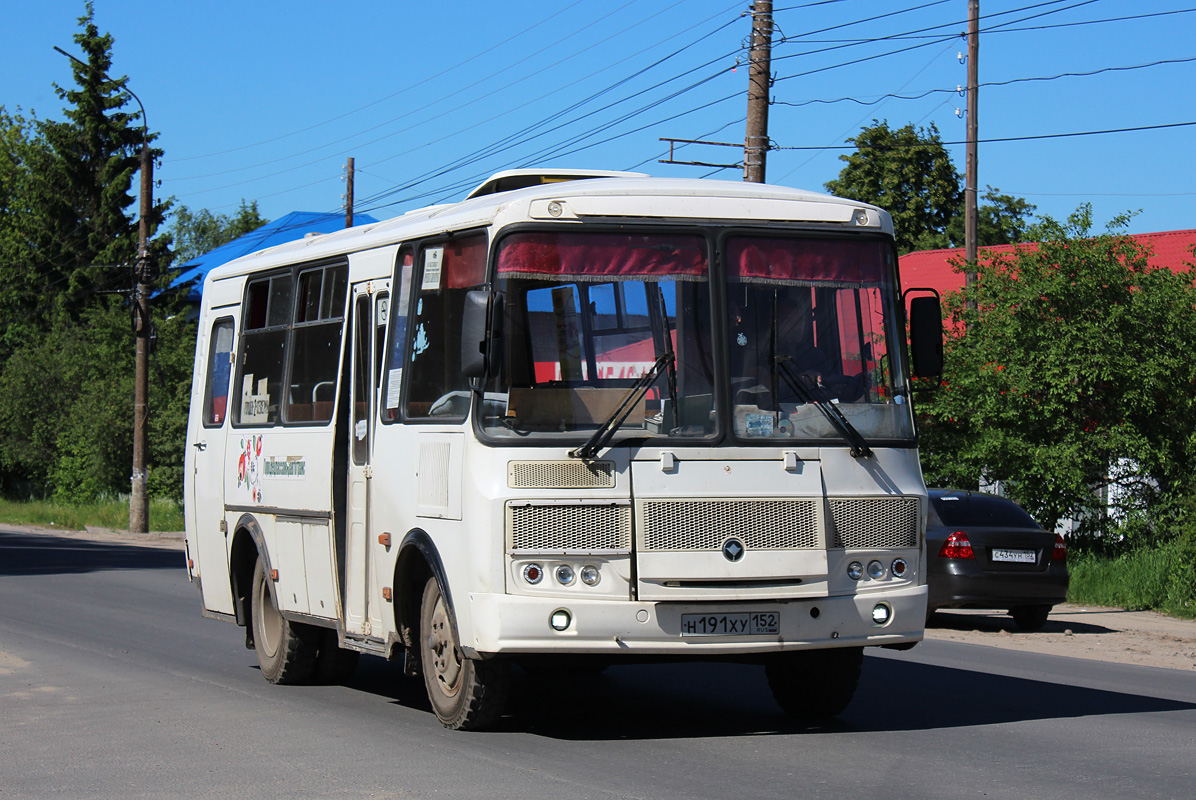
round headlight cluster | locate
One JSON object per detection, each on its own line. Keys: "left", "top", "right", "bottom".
{"left": 520, "top": 562, "right": 603, "bottom": 589}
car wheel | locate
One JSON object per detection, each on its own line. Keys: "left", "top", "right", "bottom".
{"left": 251, "top": 556, "right": 318, "bottom": 684}
{"left": 419, "top": 576, "right": 510, "bottom": 730}
{"left": 1010, "top": 604, "right": 1052, "bottom": 631}
{"left": 765, "top": 647, "right": 863, "bottom": 721}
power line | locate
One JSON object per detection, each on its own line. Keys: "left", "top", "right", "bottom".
{"left": 771, "top": 55, "right": 1196, "bottom": 109}
{"left": 771, "top": 120, "right": 1196, "bottom": 151}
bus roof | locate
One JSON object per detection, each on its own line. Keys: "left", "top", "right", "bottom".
{"left": 203, "top": 174, "right": 893, "bottom": 286}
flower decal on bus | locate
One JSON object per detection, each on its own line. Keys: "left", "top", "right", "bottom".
{"left": 237, "top": 434, "right": 264, "bottom": 503}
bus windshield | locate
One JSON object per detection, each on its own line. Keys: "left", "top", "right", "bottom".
{"left": 479, "top": 229, "right": 913, "bottom": 446}
{"left": 724, "top": 235, "right": 913, "bottom": 442}
{"left": 482, "top": 230, "right": 715, "bottom": 443}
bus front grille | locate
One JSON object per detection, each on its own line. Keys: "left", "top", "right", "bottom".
{"left": 636, "top": 499, "right": 821, "bottom": 551}
{"left": 506, "top": 500, "right": 632, "bottom": 553}
{"left": 827, "top": 497, "right": 920, "bottom": 548}
{"left": 507, "top": 460, "right": 616, "bottom": 489}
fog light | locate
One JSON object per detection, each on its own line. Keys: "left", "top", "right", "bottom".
{"left": 550, "top": 609, "right": 572, "bottom": 631}
{"left": 555, "top": 565, "right": 575, "bottom": 585}
{"left": 891, "top": 558, "right": 908, "bottom": 578}
{"left": 867, "top": 560, "right": 885, "bottom": 580}
{"left": 872, "top": 603, "right": 891, "bottom": 625}
{"left": 847, "top": 561, "right": 864, "bottom": 581}
{"left": 523, "top": 563, "right": 543, "bottom": 584}
{"left": 580, "top": 565, "right": 600, "bottom": 586}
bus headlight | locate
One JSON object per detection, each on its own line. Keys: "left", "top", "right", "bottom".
{"left": 555, "top": 565, "right": 575, "bottom": 586}
{"left": 550, "top": 609, "right": 572, "bottom": 631}
{"left": 867, "top": 560, "right": 885, "bottom": 580}
{"left": 580, "top": 565, "right": 601, "bottom": 586}
{"left": 872, "top": 603, "right": 892, "bottom": 625}
{"left": 847, "top": 561, "right": 864, "bottom": 581}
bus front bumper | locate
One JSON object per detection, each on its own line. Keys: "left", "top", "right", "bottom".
{"left": 465, "top": 584, "right": 926, "bottom": 656}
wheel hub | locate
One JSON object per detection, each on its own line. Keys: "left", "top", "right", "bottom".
{"left": 426, "top": 595, "right": 462, "bottom": 695}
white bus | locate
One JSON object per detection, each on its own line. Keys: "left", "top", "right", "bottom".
{"left": 184, "top": 170, "right": 943, "bottom": 730}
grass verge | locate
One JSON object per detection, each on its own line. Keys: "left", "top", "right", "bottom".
{"left": 0, "top": 497, "right": 185, "bottom": 533}
{"left": 1068, "top": 537, "right": 1196, "bottom": 620}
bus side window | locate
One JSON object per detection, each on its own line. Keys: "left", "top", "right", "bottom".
{"left": 381, "top": 248, "right": 414, "bottom": 423}
{"left": 235, "top": 274, "right": 293, "bottom": 426}
{"left": 285, "top": 264, "right": 348, "bottom": 424}
{"left": 404, "top": 235, "right": 486, "bottom": 420}
{"left": 203, "top": 318, "right": 235, "bottom": 427}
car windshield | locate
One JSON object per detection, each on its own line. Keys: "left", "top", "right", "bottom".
{"left": 479, "top": 230, "right": 716, "bottom": 444}
{"left": 723, "top": 235, "right": 913, "bottom": 442}
{"left": 930, "top": 493, "right": 1041, "bottom": 528}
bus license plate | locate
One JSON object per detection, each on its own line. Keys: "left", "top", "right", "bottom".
{"left": 992, "top": 548, "right": 1036, "bottom": 563}
{"left": 680, "top": 612, "right": 779, "bottom": 637}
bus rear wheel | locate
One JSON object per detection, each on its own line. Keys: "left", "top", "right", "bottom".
{"left": 251, "top": 556, "right": 317, "bottom": 684}
{"left": 765, "top": 647, "right": 863, "bottom": 721}
{"left": 418, "top": 576, "right": 510, "bottom": 730}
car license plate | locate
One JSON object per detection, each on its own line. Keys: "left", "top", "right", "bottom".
{"left": 992, "top": 548, "right": 1036, "bottom": 563}
{"left": 680, "top": 612, "right": 779, "bottom": 636}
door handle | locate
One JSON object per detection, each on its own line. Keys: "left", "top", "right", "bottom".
{"left": 193, "top": 441, "right": 207, "bottom": 451}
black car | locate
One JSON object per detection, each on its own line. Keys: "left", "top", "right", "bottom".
{"left": 926, "top": 489, "right": 1069, "bottom": 631}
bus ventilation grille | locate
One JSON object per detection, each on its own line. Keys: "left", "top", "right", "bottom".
{"left": 507, "top": 501, "right": 632, "bottom": 552}
{"left": 826, "top": 497, "right": 920, "bottom": 549}
{"left": 507, "top": 460, "right": 616, "bottom": 489}
{"left": 637, "top": 499, "right": 821, "bottom": 551}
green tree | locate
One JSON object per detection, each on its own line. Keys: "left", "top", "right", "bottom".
{"left": 170, "top": 200, "right": 268, "bottom": 265}
{"left": 919, "top": 206, "right": 1196, "bottom": 533}
{"left": 0, "top": 4, "right": 192, "bottom": 503}
{"left": 825, "top": 121, "right": 1037, "bottom": 253}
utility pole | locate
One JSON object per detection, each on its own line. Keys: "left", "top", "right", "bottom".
{"left": 744, "top": 0, "right": 773, "bottom": 183}
{"left": 344, "top": 157, "right": 355, "bottom": 228}
{"left": 55, "top": 45, "right": 153, "bottom": 534}
{"left": 964, "top": 0, "right": 979, "bottom": 306}
{"left": 130, "top": 142, "right": 153, "bottom": 535}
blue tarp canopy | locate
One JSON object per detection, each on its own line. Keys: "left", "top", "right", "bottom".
{"left": 171, "top": 211, "right": 379, "bottom": 301}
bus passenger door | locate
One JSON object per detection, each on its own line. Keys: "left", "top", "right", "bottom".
{"left": 188, "top": 313, "right": 236, "bottom": 615}
{"left": 344, "top": 283, "right": 382, "bottom": 635}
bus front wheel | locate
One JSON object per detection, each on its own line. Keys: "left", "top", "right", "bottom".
{"left": 251, "top": 556, "right": 317, "bottom": 684}
{"left": 418, "top": 576, "right": 510, "bottom": 730}
{"left": 765, "top": 647, "right": 863, "bottom": 721}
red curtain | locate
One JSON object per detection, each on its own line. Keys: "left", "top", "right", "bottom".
{"left": 727, "top": 237, "right": 889, "bottom": 284}
{"left": 498, "top": 232, "right": 706, "bottom": 280}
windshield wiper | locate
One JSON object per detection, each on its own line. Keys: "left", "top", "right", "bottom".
{"left": 569, "top": 353, "right": 673, "bottom": 461}
{"left": 775, "top": 356, "right": 873, "bottom": 458}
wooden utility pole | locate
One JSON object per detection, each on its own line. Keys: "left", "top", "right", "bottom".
{"left": 744, "top": 1, "right": 773, "bottom": 183}
{"left": 344, "top": 157, "right": 355, "bottom": 228}
{"left": 130, "top": 142, "right": 153, "bottom": 534}
{"left": 964, "top": 0, "right": 979, "bottom": 303}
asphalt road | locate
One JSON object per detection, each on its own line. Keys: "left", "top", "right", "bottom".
{"left": 2, "top": 528, "right": 1194, "bottom": 800}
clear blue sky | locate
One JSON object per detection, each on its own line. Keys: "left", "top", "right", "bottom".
{"left": 5, "top": 0, "right": 1194, "bottom": 238}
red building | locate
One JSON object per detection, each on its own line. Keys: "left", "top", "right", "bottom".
{"left": 898, "top": 229, "right": 1196, "bottom": 295}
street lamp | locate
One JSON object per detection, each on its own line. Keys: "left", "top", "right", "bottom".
{"left": 54, "top": 45, "right": 154, "bottom": 535}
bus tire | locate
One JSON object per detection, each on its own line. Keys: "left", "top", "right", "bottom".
{"left": 312, "top": 628, "right": 359, "bottom": 685}
{"left": 251, "top": 556, "right": 317, "bottom": 685}
{"left": 419, "top": 576, "right": 510, "bottom": 730}
{"left": 765, "top": 647, "right": 863, "bottom": 721}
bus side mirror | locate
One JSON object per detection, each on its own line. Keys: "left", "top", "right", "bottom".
{"left": 908, "top": 295, "right": 943, "bottom": 379}
{"left": 461, "top": 290, "right": 500, "bottom": 379}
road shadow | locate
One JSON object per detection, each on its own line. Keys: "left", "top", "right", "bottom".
{"left": 0, "top": 530, "right": 183, "bottom": 576}
{"left": 340, "top": 651, "right": 1195, "bottom": 740}
{"left": 928, "top": 610, "right": 1115, "bottom": 635}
